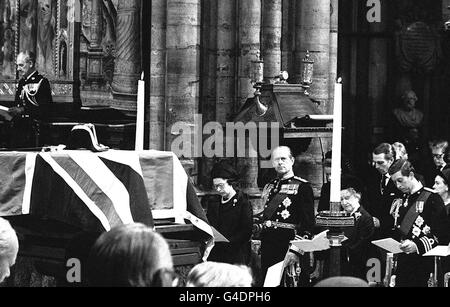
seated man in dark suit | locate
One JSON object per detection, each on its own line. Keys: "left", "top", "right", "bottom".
{"left": 423, "top": 139, "right": 450, "bottom": 187}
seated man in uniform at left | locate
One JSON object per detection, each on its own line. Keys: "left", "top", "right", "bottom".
{"left": 3, "top": 50, "right": 53, "bottom": 148}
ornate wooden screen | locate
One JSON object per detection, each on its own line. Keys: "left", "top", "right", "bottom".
{"left": 0, "top": 0, "right": 81, "bottom": 104}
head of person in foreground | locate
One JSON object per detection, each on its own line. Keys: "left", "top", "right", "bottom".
{"left": 87, "top": 223, "right": 176, "bottom": 287}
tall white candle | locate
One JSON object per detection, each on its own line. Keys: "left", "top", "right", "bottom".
{"left": 135, "top": 72, "right": 145, "bottom": 151}
{"left": 329, "top": 78, "right": 342, "bottom": 205}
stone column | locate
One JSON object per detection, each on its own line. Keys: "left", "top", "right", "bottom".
{"left": 90, "top": 0, "right": 103, "bottom": 49}
{"left": 294, "top": 0, "right": 331, "bottom": 198}
{"left": 296, "top": 0, "right": 330, "bottom": 114}
{"left": 368, "top": 0, "right": 388, "bottom": 145}
{"left": 87, "top": 0, "right": 103, "bottom": 85}
{"left": 198, "top": 0, "right": 218, "bottom": 189}
{"left": 165, "top": 0, "right": 201, "bottom": 179}
{"left": 329, "top": 0, "right": 338, "bottom": 114}
{"left": 281, "top": 0, "right": 296, "bottom": 77}
{"left": 216, "top": 0, "right": 236, "bottom": 124}
{"left": 262, "top": 0, "right": 282, "bottom": 84}
{"left": 149, "top": 0, "right": 166, "bottom": 150}
{"left": 237, "top": 0, "right": 261, "bottom": 193}
{"left": 111, "top": 0, "right": 141, "bottom": 99}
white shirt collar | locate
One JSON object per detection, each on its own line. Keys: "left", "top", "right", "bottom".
{"left": 25, "top": 70, "right": 38, "bottom": 81}
{"left": 350, "top": 204, "right": 361, "bottom": 216}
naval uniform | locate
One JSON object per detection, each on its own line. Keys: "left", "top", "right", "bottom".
{"left": 11, "top": 70, "right": 52, "bottom": 147}
{"left": 259, "top": 175, "right": 315, "bottom": 280}
{"left": 392, "top": 187, "right": 450, "bottom": 287}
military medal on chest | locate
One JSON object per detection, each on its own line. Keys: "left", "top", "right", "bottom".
{"left": 280, "top": 197, "right": 292, "bottom": 220}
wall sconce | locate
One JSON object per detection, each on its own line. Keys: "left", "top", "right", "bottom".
{"left": 300, "top": 50, "right": 314, "bottom": 96}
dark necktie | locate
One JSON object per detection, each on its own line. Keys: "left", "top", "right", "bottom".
{"left": 380, "top": 175, "right": 386, "bottom": 194}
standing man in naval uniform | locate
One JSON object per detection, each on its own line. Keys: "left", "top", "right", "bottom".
{"left": 9, "top": 50, "right": 53, "bottom": 148}
{"left": 257, "top": 146, "right": 315, "bottom": 285}
{"left": 388, "top": 159, "right": 450, "bottom": 287}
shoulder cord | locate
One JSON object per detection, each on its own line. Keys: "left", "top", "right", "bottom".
{"left": 22, "top": 79, "right": 44, "bottom": 106}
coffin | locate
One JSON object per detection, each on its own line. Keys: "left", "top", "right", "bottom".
{"left": 0, "top": 150, "right": 211, "bottom": 285}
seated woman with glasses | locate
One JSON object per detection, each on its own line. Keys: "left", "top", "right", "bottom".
{"left": 86, "top": 223, "right": 177, "bottom": 287}
{"left": 203, "top": 161, "right": 253, "bottom": 265}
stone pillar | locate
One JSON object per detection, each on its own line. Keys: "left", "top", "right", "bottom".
{"left": 294, "top": 1, "right": 331, "bottom": 197}
{"left": 165, "top": 0, "right": 201, "bottom": 179}
{"left": 281, "top": 0, "right": 296, "bottom": 78}
{"left": 368, "top": 1, "right": 388, "bottom": 145}
{"left": 296, "top": 0, "right": 330, "bottom": 114}
{"left": 216, "top": 0, "right": 236, "bottom": 124}
{"left": 90, "top": 0, "right": 103, "bottom": 49}
{"left": 262, "top": 0, "right": 282, "bottom": 84}
{"left": 111, "top": 0, "right": 141, "bottom": 99}
{"left": 237, "top": 0, "right": 261, "bottom": 193}
{"left": 237, "top": 0, "right": 261, "bottom": 108}
{"left": 198, "top": 0, "right": 218, "bottom": 189}
{"left": 149, "top": 0, "right": 166, "bottom": 150}
{"left": 329, "top": 0, "right": 338, "bottom": 114}
{"left": 87, "top": 0, "right": 103, "bottom": 85}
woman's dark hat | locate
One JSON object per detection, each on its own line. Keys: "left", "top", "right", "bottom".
{"left": 437, "top": 168, "right": 450, "bottom": 186}
{"left": 211, "top": 161, "right": 238, "bottom": 180}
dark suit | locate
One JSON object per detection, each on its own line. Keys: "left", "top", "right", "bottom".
{"left": 393, "top": 188, "right": 450, "bottom": 287}
{"left": 259, "top": 176, "right": 315, "bottom": 281}
{"left": 343, "top": 206, "right": 375, "bottom": 279}
{"left": 205, "top": 190, "right": 253, "bottom": 265}
{"left": 365, "top": 168, "right": 403, "bottom": 239}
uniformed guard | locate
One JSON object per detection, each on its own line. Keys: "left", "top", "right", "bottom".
{"left": 9, "top": 50, "right": 53, "bottom": 148}
{"left": 256, "top": 146, "right": 315, "bottom": 286}
{"left": 388, "top": 159, "right": 450, "bottom": 287}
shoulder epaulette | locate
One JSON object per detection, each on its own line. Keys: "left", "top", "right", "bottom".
{"left": 293, "top": 176, "right": 308, "bottom": 183}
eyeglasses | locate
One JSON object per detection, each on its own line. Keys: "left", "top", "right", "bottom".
{"left": 432, "top": 153, "right": 445, "bottom": 159}
{"left": 213, "top": 183, "right": 226, "bottom": 190}
{"left": 152, "top": 268, "right": 180, "bottom": 287}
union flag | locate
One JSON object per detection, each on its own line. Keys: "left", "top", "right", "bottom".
{"left": 0, "top": 150, "right": 212, "bottom": 241}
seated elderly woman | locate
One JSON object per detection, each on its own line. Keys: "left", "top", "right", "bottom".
{"left": 340, "top": 187, "right": 375, "bottom": 280}
{"left": 186, "top": 261, "right": 253, "bottom": 287}
{"left": 0, "top": 217, "right": 19, "bottom": 284}
{"left": 87, "top": 223, "right": 176, "bottom": 287}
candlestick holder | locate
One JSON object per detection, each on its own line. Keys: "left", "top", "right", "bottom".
{"left": 316, "top": 202, "right": 354, "bottom": 277}
{"left": 250, "top": 55, "right": 267, "bottom": 116}
{"left": 300, "top": 51, "right": 314, "bottom": 96}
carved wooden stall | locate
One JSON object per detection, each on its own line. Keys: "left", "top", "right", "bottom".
{"left": 0, "top": 0, "right": 145, "bottom": 150}
{"left": 0, "top": 0, "right": 81, "bottom": 105}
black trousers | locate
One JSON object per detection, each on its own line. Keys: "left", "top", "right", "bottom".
{"left": 395, "top": 253, "right": 432, "bottom": 287}
{"left": 9, "top": 117, "right": 36, "bottom": 148}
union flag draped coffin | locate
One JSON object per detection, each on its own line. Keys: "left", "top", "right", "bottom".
{"left": 0, "top": 150, "right": 211, "bottom": 237}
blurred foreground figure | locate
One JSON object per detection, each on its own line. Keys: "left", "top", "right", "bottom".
{"left": 87, "top": 223, "right": 176, "bottom": 287}
{"left": 186, "top": 262, "right": 253, "bottom": 287}
{"left": 0, "top": 217, "right": 19, "bottom": 284}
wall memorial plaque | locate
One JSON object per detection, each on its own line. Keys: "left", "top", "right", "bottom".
{"left": 397, "top": 21, "right": 439, "bottom": 73}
